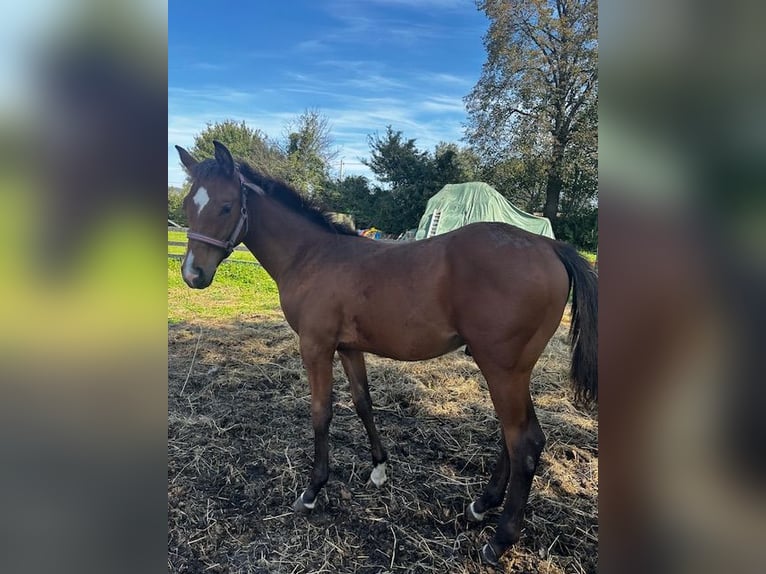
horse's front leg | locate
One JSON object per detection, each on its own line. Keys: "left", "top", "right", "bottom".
{"left": 293, "top": 341, "right": 335, "bottom": 513}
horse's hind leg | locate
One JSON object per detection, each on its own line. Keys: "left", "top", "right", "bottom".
{"left": 471, "top": 359, "right": 546, "bottom": 566}
{"left": 485, "top": 391, "right": 545, "bottom": 565}
{"left": 338, "top": 349, "right": 388, "bottom": 486}
{"left": 465, "top": 433, "right": 509, "bottom": 522}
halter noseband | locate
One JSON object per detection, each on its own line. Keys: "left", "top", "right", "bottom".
{"left": 186, "top": 173, "right": 257, "bottom": 256}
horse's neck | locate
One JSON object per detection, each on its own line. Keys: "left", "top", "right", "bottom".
{"left": 242, "top": 196, "right": 328, "bottom": 284}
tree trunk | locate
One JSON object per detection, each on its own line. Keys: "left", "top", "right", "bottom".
{"left": 543, "top": 140, "right": 566, "bottom": 224}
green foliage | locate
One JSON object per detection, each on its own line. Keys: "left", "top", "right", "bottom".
{"left": 282, "top": 109, "right": 337, "bottom": 196}
{"left": 556, "top": 208, "right": 598, "bottom": 252}
{"left": 465, "top": 0, "right": 598, "bottom": 224}
{"left": 479, "top": 157, "right": 548, "bottom": 213}
{"left": 186, "top": 112, "right": 339, "bottom": 199}
{"left": 168, "top": 186, "right": 187, "bottom": 226}
{"left": 434, "top": 142, "right": 481, "bottom": 184}
{"left": 362, "top": 127, "right": 477, "bottom": 234}
{"left": 189, "top": 119, "right": 286, "bottom": 178}
{"left": 319, "top": 176, "right": 376, "bottom": 229}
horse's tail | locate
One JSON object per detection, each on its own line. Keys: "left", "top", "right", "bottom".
{"left": 552, "top": 242, "right": 598, "bottom": 405}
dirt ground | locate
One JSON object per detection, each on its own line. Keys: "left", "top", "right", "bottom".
{"left": 168, "top": 314, "right": 597, "bottom": 573}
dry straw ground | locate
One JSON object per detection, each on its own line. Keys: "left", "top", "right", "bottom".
{"left": 168, "top": 313, "right": 597, "bottom": 573}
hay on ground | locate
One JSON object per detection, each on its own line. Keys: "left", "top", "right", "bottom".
{"left": 168, "top": 315, "right": 597, "bottom": 573}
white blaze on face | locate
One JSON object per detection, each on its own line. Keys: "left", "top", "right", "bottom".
{"left": 182, "top": 250, "right": 197, "bottom": 284}
{"left": 193, "top": 186, "right": 210, "bottom": 215}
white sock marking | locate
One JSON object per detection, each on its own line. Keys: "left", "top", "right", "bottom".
{"left": 193, "top": 186, "right": 209, "bottom": 215}
{"left": 468, "top": 501, "right": 485, "bottom": 520}
{"left": 301, "top": 491, "right": 315, "bottom": 509}
{"left": 370, "top": 462, "right": 387, "bottom": 487}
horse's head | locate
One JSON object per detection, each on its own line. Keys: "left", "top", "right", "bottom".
{"left": 175, "top": 141, "right": 249, "bottom": 289}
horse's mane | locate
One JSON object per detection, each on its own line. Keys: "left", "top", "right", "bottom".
{"left": 190, "top": 159, "right": 357, "bottom": 237}
{"left": 238, "top": 162, "right": 358, "bottom": 236}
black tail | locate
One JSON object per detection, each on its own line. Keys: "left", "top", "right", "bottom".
{"left": 552, "top": 242, "right": 598, "bottom": 405}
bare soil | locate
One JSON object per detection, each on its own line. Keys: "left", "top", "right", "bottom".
{"left": 168, "top": 314, "right": 597, "bottom": 573}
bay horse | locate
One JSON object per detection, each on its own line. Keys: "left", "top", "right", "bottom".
{"left": 175, "top": 141, "right": 598, "bottom": 565}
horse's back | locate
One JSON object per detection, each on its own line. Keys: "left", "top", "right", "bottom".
{"left": 440, "top": 222, "right": 568, "bottom": 294}
{"left": 323, "top": 222, "right": 570, "bottom": 361}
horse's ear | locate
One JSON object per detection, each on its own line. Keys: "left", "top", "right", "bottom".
{"left": 213, "top": 140, "right": 235, "bottom": 178}
{"left": 175, "top": 145, "right": 198, "bottom": 173}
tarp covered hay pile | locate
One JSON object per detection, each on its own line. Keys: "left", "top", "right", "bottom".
{"left": 415, "top": 182, "right": 555, "bottom": 240}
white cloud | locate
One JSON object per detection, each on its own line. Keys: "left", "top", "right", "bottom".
{"left": 167, "top": 1, "right": 482, "bottom": 187}
{"left": 168, "top": 78, "right": 470, "bottom": 186}
{"left": 419, "top": 95, "right": 466, "bottom": 113}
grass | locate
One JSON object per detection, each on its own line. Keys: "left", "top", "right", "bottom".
{"left": 168, "top": 258, "right": 281, "bottom": 323}
{"left": 168, "top": 230, "right": 258, "bottom": 264}
{"left": 168, "top": 229, "right": 187, "bottom": 243}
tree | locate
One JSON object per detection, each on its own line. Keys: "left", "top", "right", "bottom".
{"left": 363, "top": 127, "right": 438, "bottom": 234}
{"left": 282, "top": 109, "right": 338, "bottom": 196}
{"left": 189, "top": 119, "right": 285, "bottom": 177}
{"left": 168, "top": 186, "right": 187, "bottom": 226}
{"left": 480, "top": 156, "right": 549, "bottom": 213}
{"left": 362, "top": 127, "right": 482, "bottom": 234}
{"left": 364, "top": 126, "right": 432, "bottom": 188}
{"left": 320, "top": 176, "right": 376, "bottom": 229}
{"left": 464, "top": 0, "right": 598, "bottom": 228}
{"left": 434, "top": 142, "right": 482, "bottom": 184}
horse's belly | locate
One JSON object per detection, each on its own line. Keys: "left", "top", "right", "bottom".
{"left": 337, "top": 317, "right": 464, "bottom": 361}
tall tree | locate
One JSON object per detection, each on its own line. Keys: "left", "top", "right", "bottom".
{"left": 189, "top": 119, "right": 285, "bottom": 177}
{"left": 320, "top": 176, "right": 376, "bottom": 229}
{"left": 363, "top": 127, "right": 481, "bottom": 233}
{"left": 363, "top": 127, "right": 437, "bottom": 233}
{"left": 465, "top": 0, "right": 598, "bottom": 225}
{"left": 282, "top": 109, "right": 338, "bottom": 196}
{"left": 434, "top": 142, "right": 482, "bottom": 184}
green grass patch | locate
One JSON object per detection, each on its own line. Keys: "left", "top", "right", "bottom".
{"left": 168, "top": 230, "right": 258, "bottom": 263}
{"left": 168, "top": 229, "right": 186, "bottom": 243}
{"left": 168, "top": 258, "right": 281, "bottom": 323}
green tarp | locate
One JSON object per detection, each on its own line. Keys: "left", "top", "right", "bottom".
{"left": 415, "top": 182, "right": 555, "bottom": 240}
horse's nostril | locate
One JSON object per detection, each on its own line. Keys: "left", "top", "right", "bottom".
{"left": 192, "top": 268, "right": 207, "bottom": 288}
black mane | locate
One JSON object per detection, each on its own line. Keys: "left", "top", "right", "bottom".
{"left": 191, "top": 158, "right": 357, "bottom": 236}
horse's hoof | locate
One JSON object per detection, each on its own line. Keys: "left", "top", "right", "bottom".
{"left": 370, "top": 462, "right": 387, "bottom": 487}
{"left": 465, "top": 501, "right": 486, "bottom": 522}
{"left": 293, "top": 491, "right": 316, "bottom": 513}
{"left": 481, "top": 543, "right": 500, "bottom": 566}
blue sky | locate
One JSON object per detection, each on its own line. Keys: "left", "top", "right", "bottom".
{"left": 169, "top": 0, "right": 489, "bottom": 186}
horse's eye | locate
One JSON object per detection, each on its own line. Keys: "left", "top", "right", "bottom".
{"left": 220, "top": 204, "right": 232, "bottom": 216}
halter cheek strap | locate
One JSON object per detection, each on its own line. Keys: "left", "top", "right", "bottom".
{"left": 186, "top": 172, "right": 261, "bottom": 256}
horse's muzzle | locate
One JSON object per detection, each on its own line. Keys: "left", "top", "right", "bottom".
{"left": 183, "top": 266, "right": 211, "bottom": 289}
